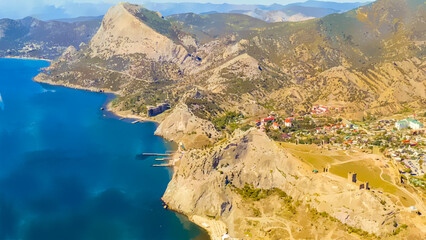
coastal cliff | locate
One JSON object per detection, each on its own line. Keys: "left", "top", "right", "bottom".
{"left": 30, "top": 1, "right": 426, "bottom": 239}
{"left": 163, "top": 129, "right": 424, "bottom": 239}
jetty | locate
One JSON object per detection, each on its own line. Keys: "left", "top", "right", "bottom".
{"left": 155, "top": 158, "right": 172, "bottom": 161}
{"left": 142, "top": 153, "right": 172, "bottom": 156}
{"left": 131, "top": 120, "right": 139, "bottom": 124}
{"left": 152, "top": 163, "right": 173, "bottom": 167}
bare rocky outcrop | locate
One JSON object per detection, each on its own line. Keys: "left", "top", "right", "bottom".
{"left": 89, "top": 3, "right": 188, "bottom": 63}
{"left": 155, "top": 103, "right": 221, "bottom": 149}
{"left": 163, "top": 129, "right": 421, "bottom": 239}
{"left": 58, "top": 45, "right": 78, "bottom": 62}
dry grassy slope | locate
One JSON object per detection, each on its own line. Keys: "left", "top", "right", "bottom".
{"left": 36, "top": 0, "right": 425, "bottom": 118}
{"left": 163, "top": 129, "right": 424, "bottom": 239}
{"left": 237, "top": 0, "right": 426, "bottom": 114}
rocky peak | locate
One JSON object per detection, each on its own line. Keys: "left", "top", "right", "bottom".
{"left": 59, "top": 45, "right": 78, "bottom": 62}
{"left": 89, "top": 2, "right": 188, "bottom": 62}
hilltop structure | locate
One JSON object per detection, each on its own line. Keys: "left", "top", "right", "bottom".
{"left": 395, "top": 119, "right": 424, "bottom": 130}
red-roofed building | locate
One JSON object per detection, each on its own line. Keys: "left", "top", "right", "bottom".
{"left": 262, "top": 116, "right": 275, "bottom": 122}
{"left": 284, "top": 118, "right": 292, "bottom": 127}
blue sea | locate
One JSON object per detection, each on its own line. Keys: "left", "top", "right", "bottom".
{"left": 0, "top": 58, "right": 208, "bottom": 240}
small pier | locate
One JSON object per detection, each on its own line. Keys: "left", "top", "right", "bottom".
{"left": 136, "top": 152, "right": 175, "bottom": 161}
{"left": 152, "top": 163, "right": 173, "bottom": 167}
{"left": 142, "top": 153, "right": 173, "bottom": 156}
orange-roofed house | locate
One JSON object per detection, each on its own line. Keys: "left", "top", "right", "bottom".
{"left": 272, "top": 122, "right": 280, "bottom": 130}
{"left": 284, "top": 119, "right": 292, "bottom": 127}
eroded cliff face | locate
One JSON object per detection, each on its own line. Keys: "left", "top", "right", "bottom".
{"left": 163, "top": 129, "right": 423, "bottom": 239}
{"left": 90, "top": 3, "right": 188, "bottom": 62}
{"left": 155, "top": 103, "right": 221, "bottom": 149}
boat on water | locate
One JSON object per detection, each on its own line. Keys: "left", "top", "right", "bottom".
{"left": 0, "top": 92, "right": 4, "bottom": 111}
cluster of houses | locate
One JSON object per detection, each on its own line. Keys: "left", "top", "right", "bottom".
{"left": 255, "top": 111, "right": 425, "bottom": 183}
{"left": 385, "top": 142, "right": 425, "bottom": 177}
{"left": 395, "top": 118, "right": 424, "bottom": 130}
{"left": 255, "top": 116, "right": 293, "bottom": 131}
{"left": 311, "top": 105, "right": 342, "bottom": 115}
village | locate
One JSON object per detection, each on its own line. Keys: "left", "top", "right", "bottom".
{"left": 253, "top": 105, "right": 426, "bottom": 191}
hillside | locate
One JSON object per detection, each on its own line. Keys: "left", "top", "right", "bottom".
{"left": 0, "top": 1, "right": 371, "bottom": 60}
{"left": 0, "top": 17, "right": 101, "bottom": 59}
{"left": 35, "top": 0, "right": 425, "bottom": 122}
{"left": 30, "top": 0, "right": 426, "bottom": 238}
{"left": 163, "top": 128, "right": 425, "bottom": 239}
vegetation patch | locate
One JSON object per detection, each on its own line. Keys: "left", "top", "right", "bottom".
{"left": 212, "top": 111, "right": 244, "bottom": 132}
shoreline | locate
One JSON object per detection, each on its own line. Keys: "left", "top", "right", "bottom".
{"left": 33, "top": 76, "right": 157, "bottom": 123}
{"left": 30, "top": 61, "right": 215, "bottom": 240}
{"left": 2, "top": 56, "right": 53, "bottom": 62}
{"left": 163, "top": 205, "right": 227, "bottom": 240}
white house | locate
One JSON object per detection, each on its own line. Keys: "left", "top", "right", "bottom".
{"left": 284, "top": 119, "right": 292, "bottom": 127}
{"left": 407, "top": 118, "right": 423, "bottom": 130}
{"left": 396, "top": 119, "right": 424, "bottom": 130}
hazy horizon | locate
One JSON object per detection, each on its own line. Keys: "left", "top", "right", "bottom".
{"left": 1, "top": 0, "right": 373, "bottom": 20}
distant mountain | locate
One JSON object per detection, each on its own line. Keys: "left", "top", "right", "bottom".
{"left": 288, "top": 0, "right": 370, "bottom": 11}
{"left": 143, "top": 1, "right": 370, "bottom": 16}
{"left": 0, "top": 2, "right": 112, "bottom": 20}
{"left": 145, "top": 1, "right": 370, "bottom": 22}
{"left": 52, "top": 16, "right": 103, "bottom": 23}
{"left": 230, "top": 5, "right": 341, "bottom": 22}
{"left": 0, "top": 17, "right": 101, "bottom": 59}
{"left": 0, "top": 1, "right": 370, "bottom": 23}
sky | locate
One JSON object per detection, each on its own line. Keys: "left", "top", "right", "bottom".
{"left": 0, "top": 0, "right": 372, "bottom": 20}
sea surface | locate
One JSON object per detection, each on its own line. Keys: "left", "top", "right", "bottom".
{"left": 0, "top": 58, "right": 209, "bottom": 240}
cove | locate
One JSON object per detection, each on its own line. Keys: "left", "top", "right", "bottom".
{"left": 0, "top": 58, "right": 209, "bottom": 240}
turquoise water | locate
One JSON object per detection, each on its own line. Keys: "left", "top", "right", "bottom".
{"left": 0, "top": 58, "right": 208, "bottom": 240}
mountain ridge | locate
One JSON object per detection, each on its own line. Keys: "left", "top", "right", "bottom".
{"left": 34, "top": 0, "right": 425, "bottom": 123}
{"left": 28, "top": 1, "right": 426, "bottom": 238}
{"left": 0, "top": 16, "right": 101, "bottom": 59}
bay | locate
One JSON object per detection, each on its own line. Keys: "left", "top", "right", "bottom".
{"left": 0, "top": 58, "right": 208, "bottom": 240}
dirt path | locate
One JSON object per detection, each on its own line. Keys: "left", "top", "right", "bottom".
{"left": 377, "top": 166, "right": 426, "bottom": 212}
